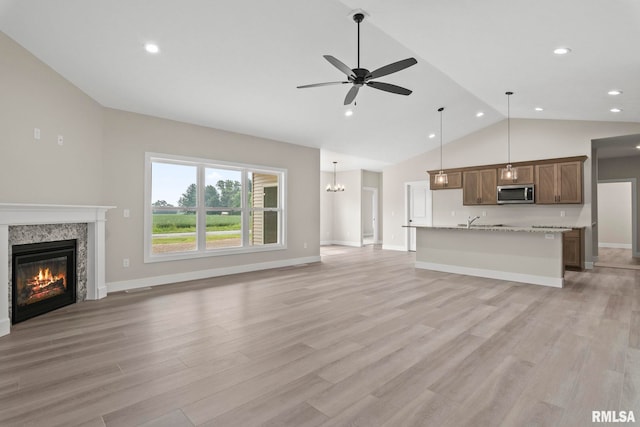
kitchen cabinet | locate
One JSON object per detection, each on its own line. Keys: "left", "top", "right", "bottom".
{"left": 429, "top": 171, "right": 462, "bottom": 190}
{"left": 497, "top": 165, "right": 534, "bottom": 186}
{"left": 535, "top": 161, "right": 583, "bottom": 204}
{"left": 463, "top": 169, "right": 497, "bottom": 205}
{"left": 563, "top": 228, "right": 584, "bottom": 270}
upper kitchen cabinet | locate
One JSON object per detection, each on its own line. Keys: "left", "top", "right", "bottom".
{"left": 463, "top": 169, "right": 497, "bottom": 205}
{"left": 429, "top": 171, "right": 462, "bottom": 190}
{"left": 497, "top": 165, "right": 534, "bottom": 186}
{"left": 535, "top": 160, "right": 583, "bottom": 204}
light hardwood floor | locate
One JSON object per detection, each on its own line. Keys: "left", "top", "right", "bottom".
{"left": 1, "top": 245, "right": 639, "bottom": 426}
{"left": 596, "top": 247, "right": 640, "bottom": 270}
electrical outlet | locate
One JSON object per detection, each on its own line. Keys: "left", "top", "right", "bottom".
{"left": 57, "top": 135, "right": 64, "bottom": 146}
{"left": 34, "top": 128, "right": 41, "bottom": 140}
{"left": 545, "top": 234, "right": 555, "bottom": 240}
{"left": 303, "top": 242, "right": 307, "bottom": 249}
{"left": 451, "top": 211, "right": 456, "bottom": 216}
{"left": 482, "top": 211, "right": 487, "bottom": 217}
{"left": 123, "top": 258, "right": 130, "bottom": 268}
{"left": 560, "top": 211, "right": 566, "bottom": 217}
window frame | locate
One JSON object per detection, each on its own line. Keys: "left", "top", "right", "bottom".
{"left": 144, "top": 152, "right": 287, "bottom": 263}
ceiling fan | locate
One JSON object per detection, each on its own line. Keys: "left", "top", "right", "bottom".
{"left": 297, "top": 12, "right": 417, "bottom": 105}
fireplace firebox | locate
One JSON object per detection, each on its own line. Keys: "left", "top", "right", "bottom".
{"left": 12, "top": 239, "right": 77, "bottom": 324}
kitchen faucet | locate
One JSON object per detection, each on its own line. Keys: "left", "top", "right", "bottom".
{"left": 466, "top": 215, "right": 480, "bottom": 229}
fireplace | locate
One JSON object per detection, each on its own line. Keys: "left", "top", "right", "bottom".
{"left": 11, "top": 239, "right": 77, "bottom": 324}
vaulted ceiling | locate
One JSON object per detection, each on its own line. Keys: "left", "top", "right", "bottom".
{"left": 1, "top": 0, "right": 638, "bottom": 170}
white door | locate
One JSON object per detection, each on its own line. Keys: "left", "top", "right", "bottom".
{"left": 407, "top": 181, "right": 432, "bottom": 251}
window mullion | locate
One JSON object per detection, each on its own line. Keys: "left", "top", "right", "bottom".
{"left": 197, "top": 165, "right": 206, "bottom": 252}
{"left": 242, "top": 170, "right": 249, "bottom": 247}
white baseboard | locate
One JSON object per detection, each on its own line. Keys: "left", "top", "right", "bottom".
{"left": 320, "top": 240, "right": 332, "bottom": 246}
{"left": 107, "top": 255, "right": 321, "bottom": 293}
{"left": 415, "top": 261, "right": 563, "bottom": 288}
{"left": 584, "top": 262, "right": 594, "bottom": 270}
{"left": 0, "top": 317, "right": 10, "bottom": 337}
{"left": 599, "top": 243, "right": 633, "bottom": 249}
{"left": 382, "top": 244, "right": 407, "bottom": 252}
{"left": 326, "top": 240, "right": 362, "bottom": 248}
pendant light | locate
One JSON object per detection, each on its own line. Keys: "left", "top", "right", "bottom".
{"left": 434, "top": 107, "right": 448, "bottom": 185}
{"left": 326, "top": 161, "right": 345, "bottom": 192}
{"left": 500, "top": 91, "right": 518, "bottom": 181}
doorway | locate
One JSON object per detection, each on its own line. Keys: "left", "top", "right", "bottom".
{"left": 362, "top": 187, "right": 378, "bottom": 245}
{"left": 595, "top": 179, "right": 639, "bottom": 269}
{"left": 405, "top": 181, "right": 432, "bottom": 252}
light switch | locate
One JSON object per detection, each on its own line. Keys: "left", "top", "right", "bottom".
{"left": 123, "top": 209, "right": 130, "bottom": 218}
{"left": 57, "top": 135, "right": 64, "bottom": 146}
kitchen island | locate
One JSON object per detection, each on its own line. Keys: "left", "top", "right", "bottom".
{"left": 414, "top": 225, "right": 571, "bottom": 287}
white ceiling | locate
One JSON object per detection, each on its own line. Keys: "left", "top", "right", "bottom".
{"left": 1, "top": 0, "right": 638, "bottom": 171}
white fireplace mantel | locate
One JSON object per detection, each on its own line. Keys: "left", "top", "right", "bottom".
{"left": 0, "top": 203, "right": 115, "bottom": 337}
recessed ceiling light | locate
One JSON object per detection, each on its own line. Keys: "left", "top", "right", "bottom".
{"left": 428, "top": 133, "right": 436, "bottom": 139}
{"left": 344, "top": 109, "right": 353, "bottom": 117}
{"left": 608, "top": 90, "right": 622, "bottom": 96}
{"left": 610, "top": 108, "right": 622, "bottom": 113}
{"left": 553, "top": 47, "right": 571, "bottom": 55}
{"left": 636, "top": 145, "right": 640, "bottom": 149}
{"left": 144, "top": 43, "right": 160, "bottom": 54}
{"left": 476, "top": 112, "right": 484, "bottom": 118}
{"left": 534, "top": 107, "right": 544, "bottom": 112}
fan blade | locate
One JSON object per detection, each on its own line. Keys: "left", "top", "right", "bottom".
{"left": 368, "top": 58, "right": 417, "bottom": 80}
{"left": 344, "top": 85, "right": 360, "bottom": 105}
{"left": 324, "top": 55, "right": 355, "bottom": 77}
{"left": 297, "top": 81, "right": 350, "bottom": 89}
{"left": 367, "top": 81, "right": 412, "bottom": 96}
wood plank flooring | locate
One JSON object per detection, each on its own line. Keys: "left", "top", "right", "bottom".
{"left": 1, "top": 245, "right": 639, "bottom": 426}
{"left": 596, "top": 247, "right": 640, "bottom": 270}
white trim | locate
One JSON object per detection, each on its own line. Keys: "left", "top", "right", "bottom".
{"left": 320, "top": 240, "right": 333, "bottom": 246}
{"left": 382, "top": 244, "right": 407, "bottom": 252}
{"left": 599, "top": 242, "right": 633, "bottom": 249}
{"left": 144, "top": 152, "right": 287, "bottom": 263}
{"left": 0, "top": 203, "right": 115, "bottom": 337}
{"left": 362, "top": 187, "right": 379, "bottom": 245}
{"left": 585, "top": 262, "right": 594, "bottom": 270}
{"left": 107, "top": 255, "right": 320, "bottom": 293}
{"left": 415, "top": 261, "right": 564, "bottom": 288}
{"left": 597, "top": 178, "right": 638, "bottom": 258}
{"left": 324, "top": 240, "right": 362, "bottom": 248}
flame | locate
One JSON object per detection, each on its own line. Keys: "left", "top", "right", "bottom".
{"left": 32, "top": 268, "right": 65, "bottom": 287}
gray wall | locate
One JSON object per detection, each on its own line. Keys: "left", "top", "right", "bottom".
{"left": 0, "top": 32, "right": 104, "bottom": 205}
{"left": 0, "top": 30, "right": 320, "bottom": 287}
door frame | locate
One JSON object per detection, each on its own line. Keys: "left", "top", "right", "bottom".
{"left": 405, "top": 180, "right": 431, "bottom": 252}
{"left": 362, "top": 187, "right": 379, "bottom": 245}
{"left": 597, "top": 178, "right": 638, "bottom": 257}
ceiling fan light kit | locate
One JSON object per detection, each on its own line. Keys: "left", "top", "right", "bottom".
{"left": 297, "top": 12, "right": 417, "bottom": 105}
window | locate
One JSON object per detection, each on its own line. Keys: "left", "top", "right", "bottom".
{"left": 145, "top": 153, "right": 286, "bottom": 262}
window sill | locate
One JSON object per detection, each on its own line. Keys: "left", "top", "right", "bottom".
{"left": 144, "top": 243, "right": 287, "bottom": 263}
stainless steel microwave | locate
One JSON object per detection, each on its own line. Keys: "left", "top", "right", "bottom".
{"left": 497, "top": 184, "right": 535, "bottom": 204}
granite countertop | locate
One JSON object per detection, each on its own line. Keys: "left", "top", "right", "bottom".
{"left": 414, "top": 224, "right": 572, "bottom": 233}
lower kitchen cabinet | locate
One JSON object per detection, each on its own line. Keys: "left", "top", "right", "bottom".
{"left": 563, "top": 228, "right": 584, "bottom": 270}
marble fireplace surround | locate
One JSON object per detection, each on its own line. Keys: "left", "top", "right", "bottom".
{"left": 0, "top": 204, "right": 114, "bottom": 337}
